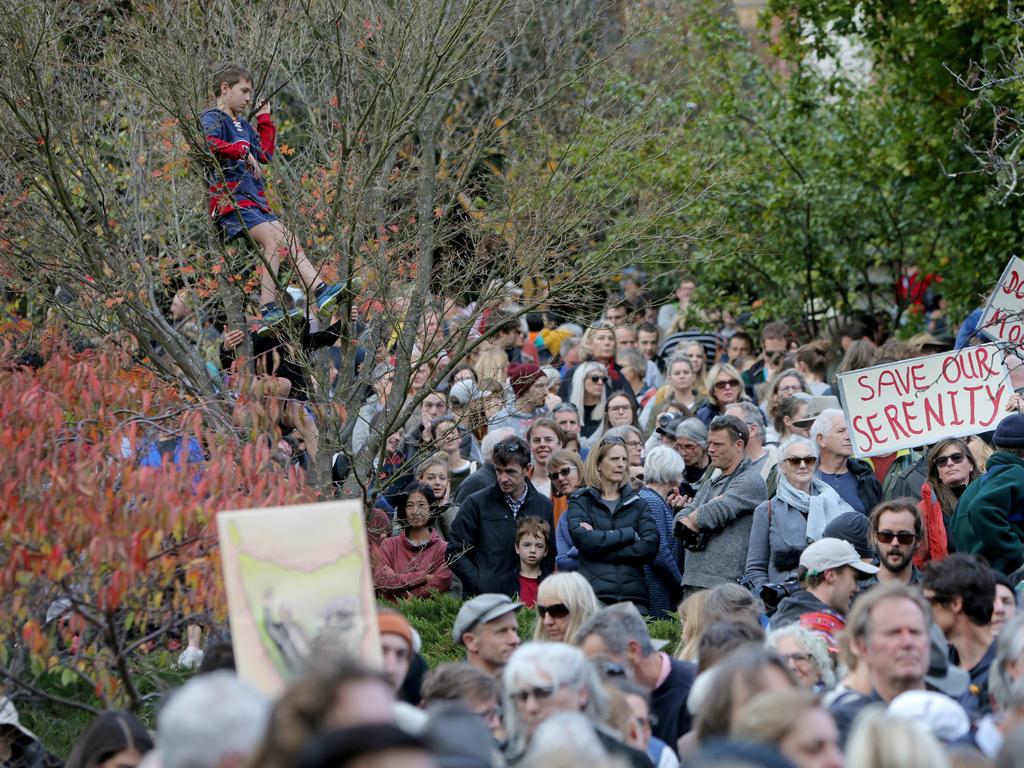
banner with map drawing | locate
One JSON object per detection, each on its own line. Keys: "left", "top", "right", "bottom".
{"left": 217, "top": 499, "right": 380, "bottom": 696}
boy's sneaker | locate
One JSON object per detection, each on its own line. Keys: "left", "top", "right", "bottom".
{"left": 313, "top": 282, "right": 345, "bottom": 313}
{"left": 255, "top": 303, "right": 287, "bottom": 336}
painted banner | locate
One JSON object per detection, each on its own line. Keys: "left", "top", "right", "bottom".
{"left": 837, "top": 344, "right": 1013, "bottom": 457}
{"left": 980, "top": 255, "right": 1024, "bottom": 343}
{"left": 217, "top": 499, "right": 380, "bottom": 696}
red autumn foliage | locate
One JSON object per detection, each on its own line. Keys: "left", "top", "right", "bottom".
{"left": 0, "top": 329, "right": 315, "bottom": 711}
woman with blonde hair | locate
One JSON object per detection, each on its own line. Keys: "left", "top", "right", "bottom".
{"left": 569, "top": 360, "right": 610, "bottom": 445}
{"left": 676, "top": 590, "right": 711, "bottom": 663}
{"left": 640, "top": 352, "right": 702, "bottom": 429}
{"left": 695, "top": 361, "right": 749, "bottom": 425}
{"left": 731, "top": 688, "right": 842, "bottom": 768}
{"left": 532, "top": 572, "right": 602, "bottom": 644}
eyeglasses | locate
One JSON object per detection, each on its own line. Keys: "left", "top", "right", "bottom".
{"left": 551, "top": 466, "right": 577, "bottom": 480}
{"left": 935, "top": 452, "right": 966, "bottom": 468}
{"left": 600, "top": 661, "right": 627, "bottom": 677}
{"left": 626, "top": 440, "right": 643, "bottom": 449}
{"left": 588, "top": 374, "right": 607, "bottom": 383}
{"left": 783, "top": 652, "right": 812, "bottom": 666}
{"left": 777, "top": 385, "right": 802, "bottom": 395}
{"left": 509, "top": 685, "right": 555, "bottom": 704}
{"left": 537, "top": 603, "right": 570, "bottom": 618}
{"left": 875, "top": 530, "right": 918, "bottom": 545}
{"left": 715, "top": 379, "right": 741, "bottom": 390}
{"left": 607, "top": 403, "right": 631, "bottom": 412}
{"left": 784, "top": 456, "right": 817, "bottom": 467}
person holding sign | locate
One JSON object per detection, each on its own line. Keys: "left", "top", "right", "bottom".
{"left": 809, "top": 409, "right": 882, "bottom": 516}
{"left": 951, "top": 414, "right": 1024, "bottom": 575}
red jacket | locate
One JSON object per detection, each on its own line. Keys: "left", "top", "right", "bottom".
{"left": 373, "top": 529, "right": 453, "bottom": 600}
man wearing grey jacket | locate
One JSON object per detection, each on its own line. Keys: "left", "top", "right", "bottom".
{"left": 674, "top": 415, "right": 768, "bottom": 596}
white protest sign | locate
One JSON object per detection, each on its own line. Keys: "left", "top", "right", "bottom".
{"left": 217, "top": 499, "right": 380, "bottom": 697}
{"left": 980, "top": 255, "right": 1024, "bottom": 343}
{"left": 837, "top": 344, "right": 1012, "bottom": 458}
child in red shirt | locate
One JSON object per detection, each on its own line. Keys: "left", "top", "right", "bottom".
{"left": 515, "top": 517, "right": 551, "bottom": 608}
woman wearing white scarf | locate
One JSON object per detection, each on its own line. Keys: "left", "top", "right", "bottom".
{"left": 743, "top": 436, "right": 855, "bottom": 591}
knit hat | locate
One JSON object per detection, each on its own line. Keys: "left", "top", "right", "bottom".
{"left": 994, "top": 413, "right": 1024, "bottom": 448}
{"left": 507, "top": 363, "right": 543, "bottom": 400}
{"left": 821, "top": 512, "right": 874, "bottom": 559}
{"left": 377, "top": 610, "right": 414, "bottom": 650}
{"left": 674, "top": 417, "right": 709, "bottom": 446}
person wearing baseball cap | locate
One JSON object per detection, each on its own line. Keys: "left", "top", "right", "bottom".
{"left": 951, "top": 412, "right": 1024, "bottom": 574}
{"left": 770, "top": 538, "right": 879, "bottom": 649}
{"left": 451, "top": 594, "right": 523, "bottom": 677}
{"left": 488, "top": 363, "right": 549, "bottom": 439}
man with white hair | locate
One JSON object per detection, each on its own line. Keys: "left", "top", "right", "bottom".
{"left": 454, "top": 428, "right": 515, "bottom": 503}
{"left": 157, "top": 671, "right": 270, "bottom": 768}
{"left": 976, "top": 612, "right": 1024, "bottom": 756}
{"left": 810, "top": 408, "right": 881, "bottom": 515}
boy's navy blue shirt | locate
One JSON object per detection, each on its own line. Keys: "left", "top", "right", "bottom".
{"left": 201, "top": 108, "right": 276, "bottom": 218}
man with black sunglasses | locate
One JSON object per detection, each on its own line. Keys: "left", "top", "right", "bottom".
{"left": 866, "top": 499, "right": 924, "bottom": 587}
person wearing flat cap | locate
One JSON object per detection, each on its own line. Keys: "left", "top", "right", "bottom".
{"left": 451, "top": 594, "right": 523, "bottom": 677}
{"left": 770, "top": 538, "right": 879, "bottom": 651}
{"left": 488, "top": 363, "right": 550, "bottom": 439}
{"left": 951, "top": 413, "right": 1024, "bottom": 575}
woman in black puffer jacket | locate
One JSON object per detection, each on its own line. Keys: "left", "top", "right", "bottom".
{"left": 566, "top": 434, "right": 660, "bottom": 612}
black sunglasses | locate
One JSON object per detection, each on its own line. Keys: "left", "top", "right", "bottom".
{"left": 588, "top": 374, "right": 607, "bottom": 383}
{"left": 537, "top": 603, "right": 570, "bottom": 619}
{"left": 876, "top": 530, "right": 918, "bottom": 545}
{"left": 715, "top": 378, "right": 741, "bottom": 389}
{"left": 551, "top": 466, "right": 577, "bottom": 480}
{"left": 784, "top": 456, "right": 817, "bottom": 467}
{"left": 934, "top": 452, "right": 966, "bottom": 467}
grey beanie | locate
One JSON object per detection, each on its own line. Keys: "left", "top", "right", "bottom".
{"left": 674, "top": 417, "right": 709, "bottom": 446}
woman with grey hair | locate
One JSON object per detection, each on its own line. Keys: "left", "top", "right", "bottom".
{"left": 766, "top": 624, "right": 836, "bottom": 692}
{"left": 639, "top": 446, "right": 685, "bottom": 618}
{"left": 744, "top": 436, "right": 854, "bottom": 593}
{"left": 503, "top": 642, "right": 650, "bottom": 767}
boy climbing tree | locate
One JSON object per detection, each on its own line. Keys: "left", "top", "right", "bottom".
{"left": 202, "top": 63, "right": 343, "bottom": 334}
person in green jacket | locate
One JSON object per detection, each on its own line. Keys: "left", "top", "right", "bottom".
{"left": 951, "top": 414, "right": 1024, "bottom": 575}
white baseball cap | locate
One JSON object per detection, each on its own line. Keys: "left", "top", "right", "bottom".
{"left": 799, "top": 537, "right": 879, "bottom": 576}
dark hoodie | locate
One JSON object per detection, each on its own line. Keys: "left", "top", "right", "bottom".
{"left": 951, "top": 451, "right": 1024, "bottom": 574}
{"left": 769, "top": 588, "right": 844, "bottom": 634}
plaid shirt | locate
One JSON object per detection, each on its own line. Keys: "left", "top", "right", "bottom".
{"left": 504, "top": 485, "right": 529, "bottom": 517}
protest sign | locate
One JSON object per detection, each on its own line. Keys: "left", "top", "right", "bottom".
{"left": 837, "top": 344, "right": 1012, "bottom": 458}
{"left": 217, "top": 499, "right": 380, "bottom": 697}
{"left": 980, "top": 255, "right": 1024, "bottom": 343}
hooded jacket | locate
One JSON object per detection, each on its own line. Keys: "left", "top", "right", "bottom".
{"left": 769, "top": 588, "right": 844, "bottom": 635}
{"left": 951, "top": 452, "right": 1024, "bottom": 574}
{"left": 566, "top": 485, "right": 659, "bottom": 609}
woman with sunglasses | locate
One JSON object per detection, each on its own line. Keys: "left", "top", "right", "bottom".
{"left": 926, "top": 438, "right": 981, "bottom": 536}
{"left": 695, "top": 362, "right": 749, "bottom": 427}
{"left": 532, "top": 572, "right": 601, "bottom": 643}
{"left": 569, "top": 360, "right": 610, "bottom": 445}
{"left": 744, "top": 437, "right": 854, "bottom": 592}
{"left": 550, "top": 450, "right": 586, "bottom": 571}
{"left": 566, "top": 436, "right": 659, "bottom": 612}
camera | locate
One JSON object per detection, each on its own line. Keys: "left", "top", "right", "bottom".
{"left": 758, "top": 578, "right": 800, "bottom": 611}
{"left": 675, "top": 522, "right": 709, "bottom": 552}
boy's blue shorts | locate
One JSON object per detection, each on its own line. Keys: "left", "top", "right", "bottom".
{"left": 216, "top": 206, "right": 279, "bottom": 242}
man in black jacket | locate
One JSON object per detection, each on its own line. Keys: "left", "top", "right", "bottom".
{"left": 576, "top": 602, "right": 696, "bottom": 756}
{"left": 447, "top": 436, "right": 554, "bottom": 597}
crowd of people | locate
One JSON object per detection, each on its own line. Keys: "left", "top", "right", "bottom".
{"left": 10, "top": 65, "right": 1024, "bottom": 768}
{"left": 13, "top": 263, "right": 1024, "bottom": 768}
